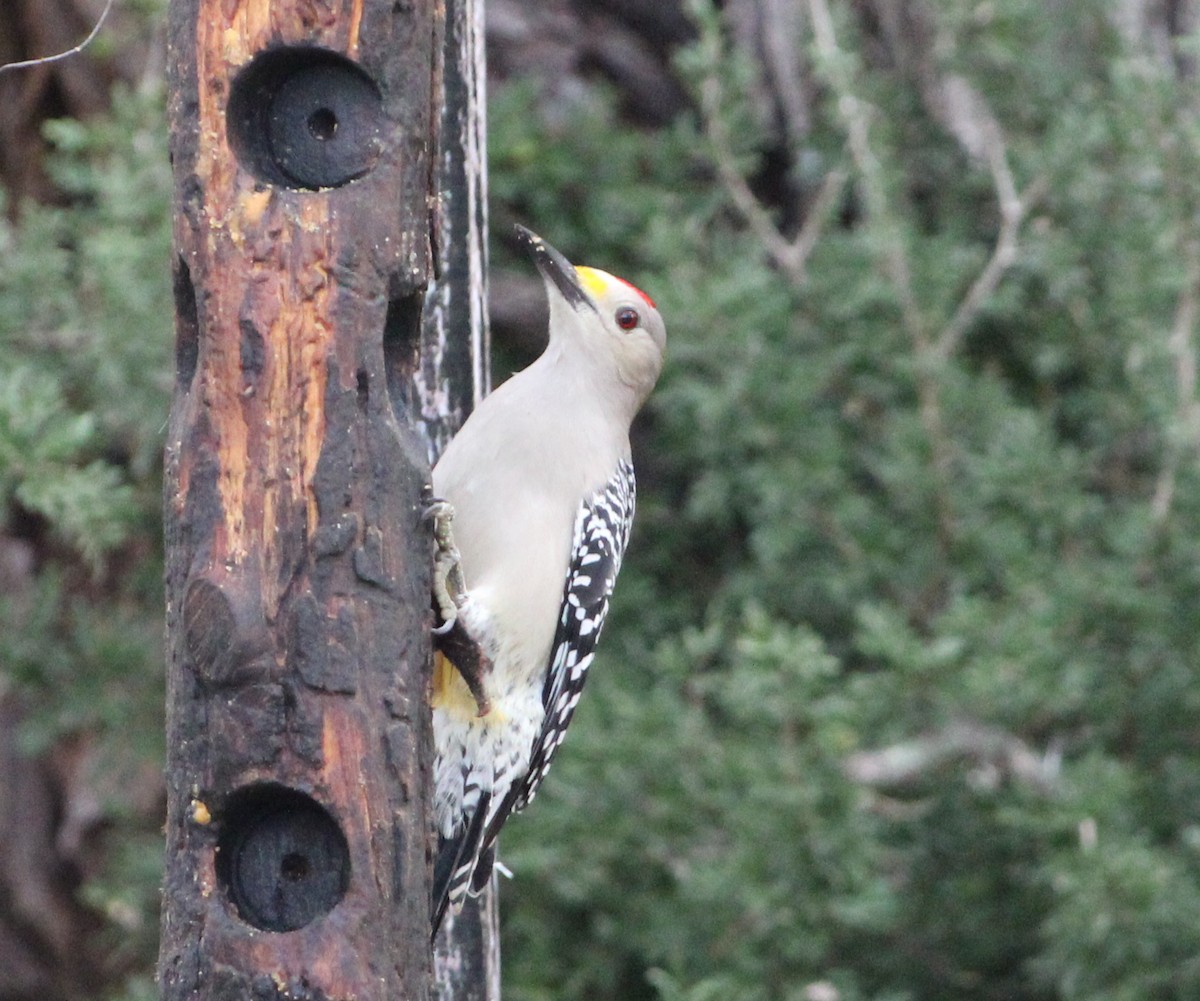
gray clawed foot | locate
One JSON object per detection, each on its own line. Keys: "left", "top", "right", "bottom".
{"left": 425, "top": 497, "right": 493, "bottom": 716}
{"left": 424, "top": 498, "right": 466, "bottom": 635}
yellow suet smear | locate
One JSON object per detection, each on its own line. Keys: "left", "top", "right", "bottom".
{"left": 433, "top": 651, "right": 491, "bottom": 720}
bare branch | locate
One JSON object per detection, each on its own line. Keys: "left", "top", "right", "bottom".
{"left": 1151, "top": 236, "right": 1200, "bottom": 525}
{"left": 935, "top": 171, "right": 1047, "bottom": 361}
{"left": 0, "top": 0, "right": 115, "bottom": 77}
{"left": 807, "top": 0, "right": 924, "bottom": 337}
{"left": 697, "top": 66, "right": 842, "bottom": 287}
{"left": 807, "top": 0, "right": 958, "bottom": 572}
{"left": 792, "top": 167, "right": 848, "bottom": 273}
{"left": 760, "top": 0, "right": 811, "bottom": 145}
{"left": 845, "top": 721, "right": 1061, "bottom": 795}
{"left": 933, "top": 76, "right": 1048, "bottom": 359}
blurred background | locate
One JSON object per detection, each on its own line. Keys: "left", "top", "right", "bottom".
{"left": 4, "top": 0, "right": 1200, "bottom": 999}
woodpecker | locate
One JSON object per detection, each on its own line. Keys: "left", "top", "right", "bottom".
{"left": 428, "top": 226, "right": 666, "bottom": 930}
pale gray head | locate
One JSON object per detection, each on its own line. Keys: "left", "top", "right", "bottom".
{"left": 514, "top": 225, "right": 666, "bottom": 408}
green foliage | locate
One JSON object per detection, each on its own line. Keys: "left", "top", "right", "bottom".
{"left": 488, "top": 4, "right": 1200, "bottom": 1000}
{"left": 7, "top": 2, "right": 1200, "bottom": 999}
{"left": 0, "top": 366, "right": 136, "bottom": 566}
{"left": 0, "top": 83, "right": 170, "bottom": 1000}
{"left": 1035, "top": 831, "right": 1200, "bottom": 1001}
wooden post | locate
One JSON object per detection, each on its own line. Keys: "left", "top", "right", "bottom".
{"left": 160, "top": 1, "right": 441, "bottom": 997}
{"left": 418, "top": 0, "right": 502, "bottom": 997}
{"left": 416, "top": 0, "right": 491, "bottom": 460}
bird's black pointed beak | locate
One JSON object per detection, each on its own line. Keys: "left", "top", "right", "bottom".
{"left": 514, "top": 225, "right": 595, "bottom": 312}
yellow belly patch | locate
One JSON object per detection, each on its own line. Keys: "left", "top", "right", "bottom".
{"left": 432, "top": 651, "right": 503, "bottom": 721}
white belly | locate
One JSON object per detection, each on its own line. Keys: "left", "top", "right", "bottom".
{"left": 432, "top": 681, "right": 544, "bottom": 838}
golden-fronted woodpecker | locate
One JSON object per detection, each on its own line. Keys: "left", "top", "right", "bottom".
{"left": 428, "top": 226, "right": 666, "bottom": 929}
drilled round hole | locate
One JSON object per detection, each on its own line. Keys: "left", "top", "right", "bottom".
{"left": 215, "top": 785, "right": 349, "bottom": 932}
{"left": 280, "top": 851, "right": 310, "bottom": 882}
{"left": 226, "top": 47, "right": 382, "bottom": 190}
{"left": 307, "top": 107, "right": 338, "bottom": 141}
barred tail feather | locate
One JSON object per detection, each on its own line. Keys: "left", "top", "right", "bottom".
{"left": 470, "top": 844, "right": 497, "bottom": 895}
{"left": 431, "top": 789, "right": 491, "bottom": 937}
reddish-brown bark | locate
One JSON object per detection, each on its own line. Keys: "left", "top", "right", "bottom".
{"left": 159, "top": 2, "right": 439, "bottom": 997}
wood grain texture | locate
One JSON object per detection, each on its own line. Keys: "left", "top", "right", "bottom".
{"left": 424, "top": 2, "right": 500, "bottom": 997}
{"left": 160, "top": 1, "right": 439, "bottom": 998}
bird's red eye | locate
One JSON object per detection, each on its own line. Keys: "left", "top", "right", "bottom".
{"left": 615, "top": 307, "right": 640, "bottom": 331}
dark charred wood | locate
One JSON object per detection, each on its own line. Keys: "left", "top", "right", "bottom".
{"left": 159, "top": 1, "right": 439, "bottom": 998}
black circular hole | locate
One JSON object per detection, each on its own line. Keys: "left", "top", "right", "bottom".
{"left": 307, "top": 107, "right": 338, "bottom": 141}
{"left": 226, "top": 47, "right": 383, "bottom": 190}
{"left": 280, "top": 851, "right": 310, "bottom": 882}
{"left": 215, "top": 784, "right": 349, "bottom": 932}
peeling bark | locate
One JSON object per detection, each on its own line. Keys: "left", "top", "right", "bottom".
{"left": 159, "top": 1, "right": 439, "bottom": 997}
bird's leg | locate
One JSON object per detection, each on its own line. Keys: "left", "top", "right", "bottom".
{"left": 425, "top": 499, "right": 467, "bottom": 634}
{"left": 436, "top": 619, "right": 493, "bottom": 718}
{"left": 424, "top": 498, "right": 493, "bottom": 717}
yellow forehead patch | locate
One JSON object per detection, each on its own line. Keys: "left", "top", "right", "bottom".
{"left": 574, "top": 266, "right": 613, "bottom": 299}
{"left": 574, "top": 265, "right": 657, "bottom": 309}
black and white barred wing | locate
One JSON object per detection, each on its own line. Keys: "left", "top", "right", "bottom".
{"left": 514, "top": 458, "right": 636, "bottom": 811}
{"left": 465, "top": 460, "right": 636, "bottom": 898}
